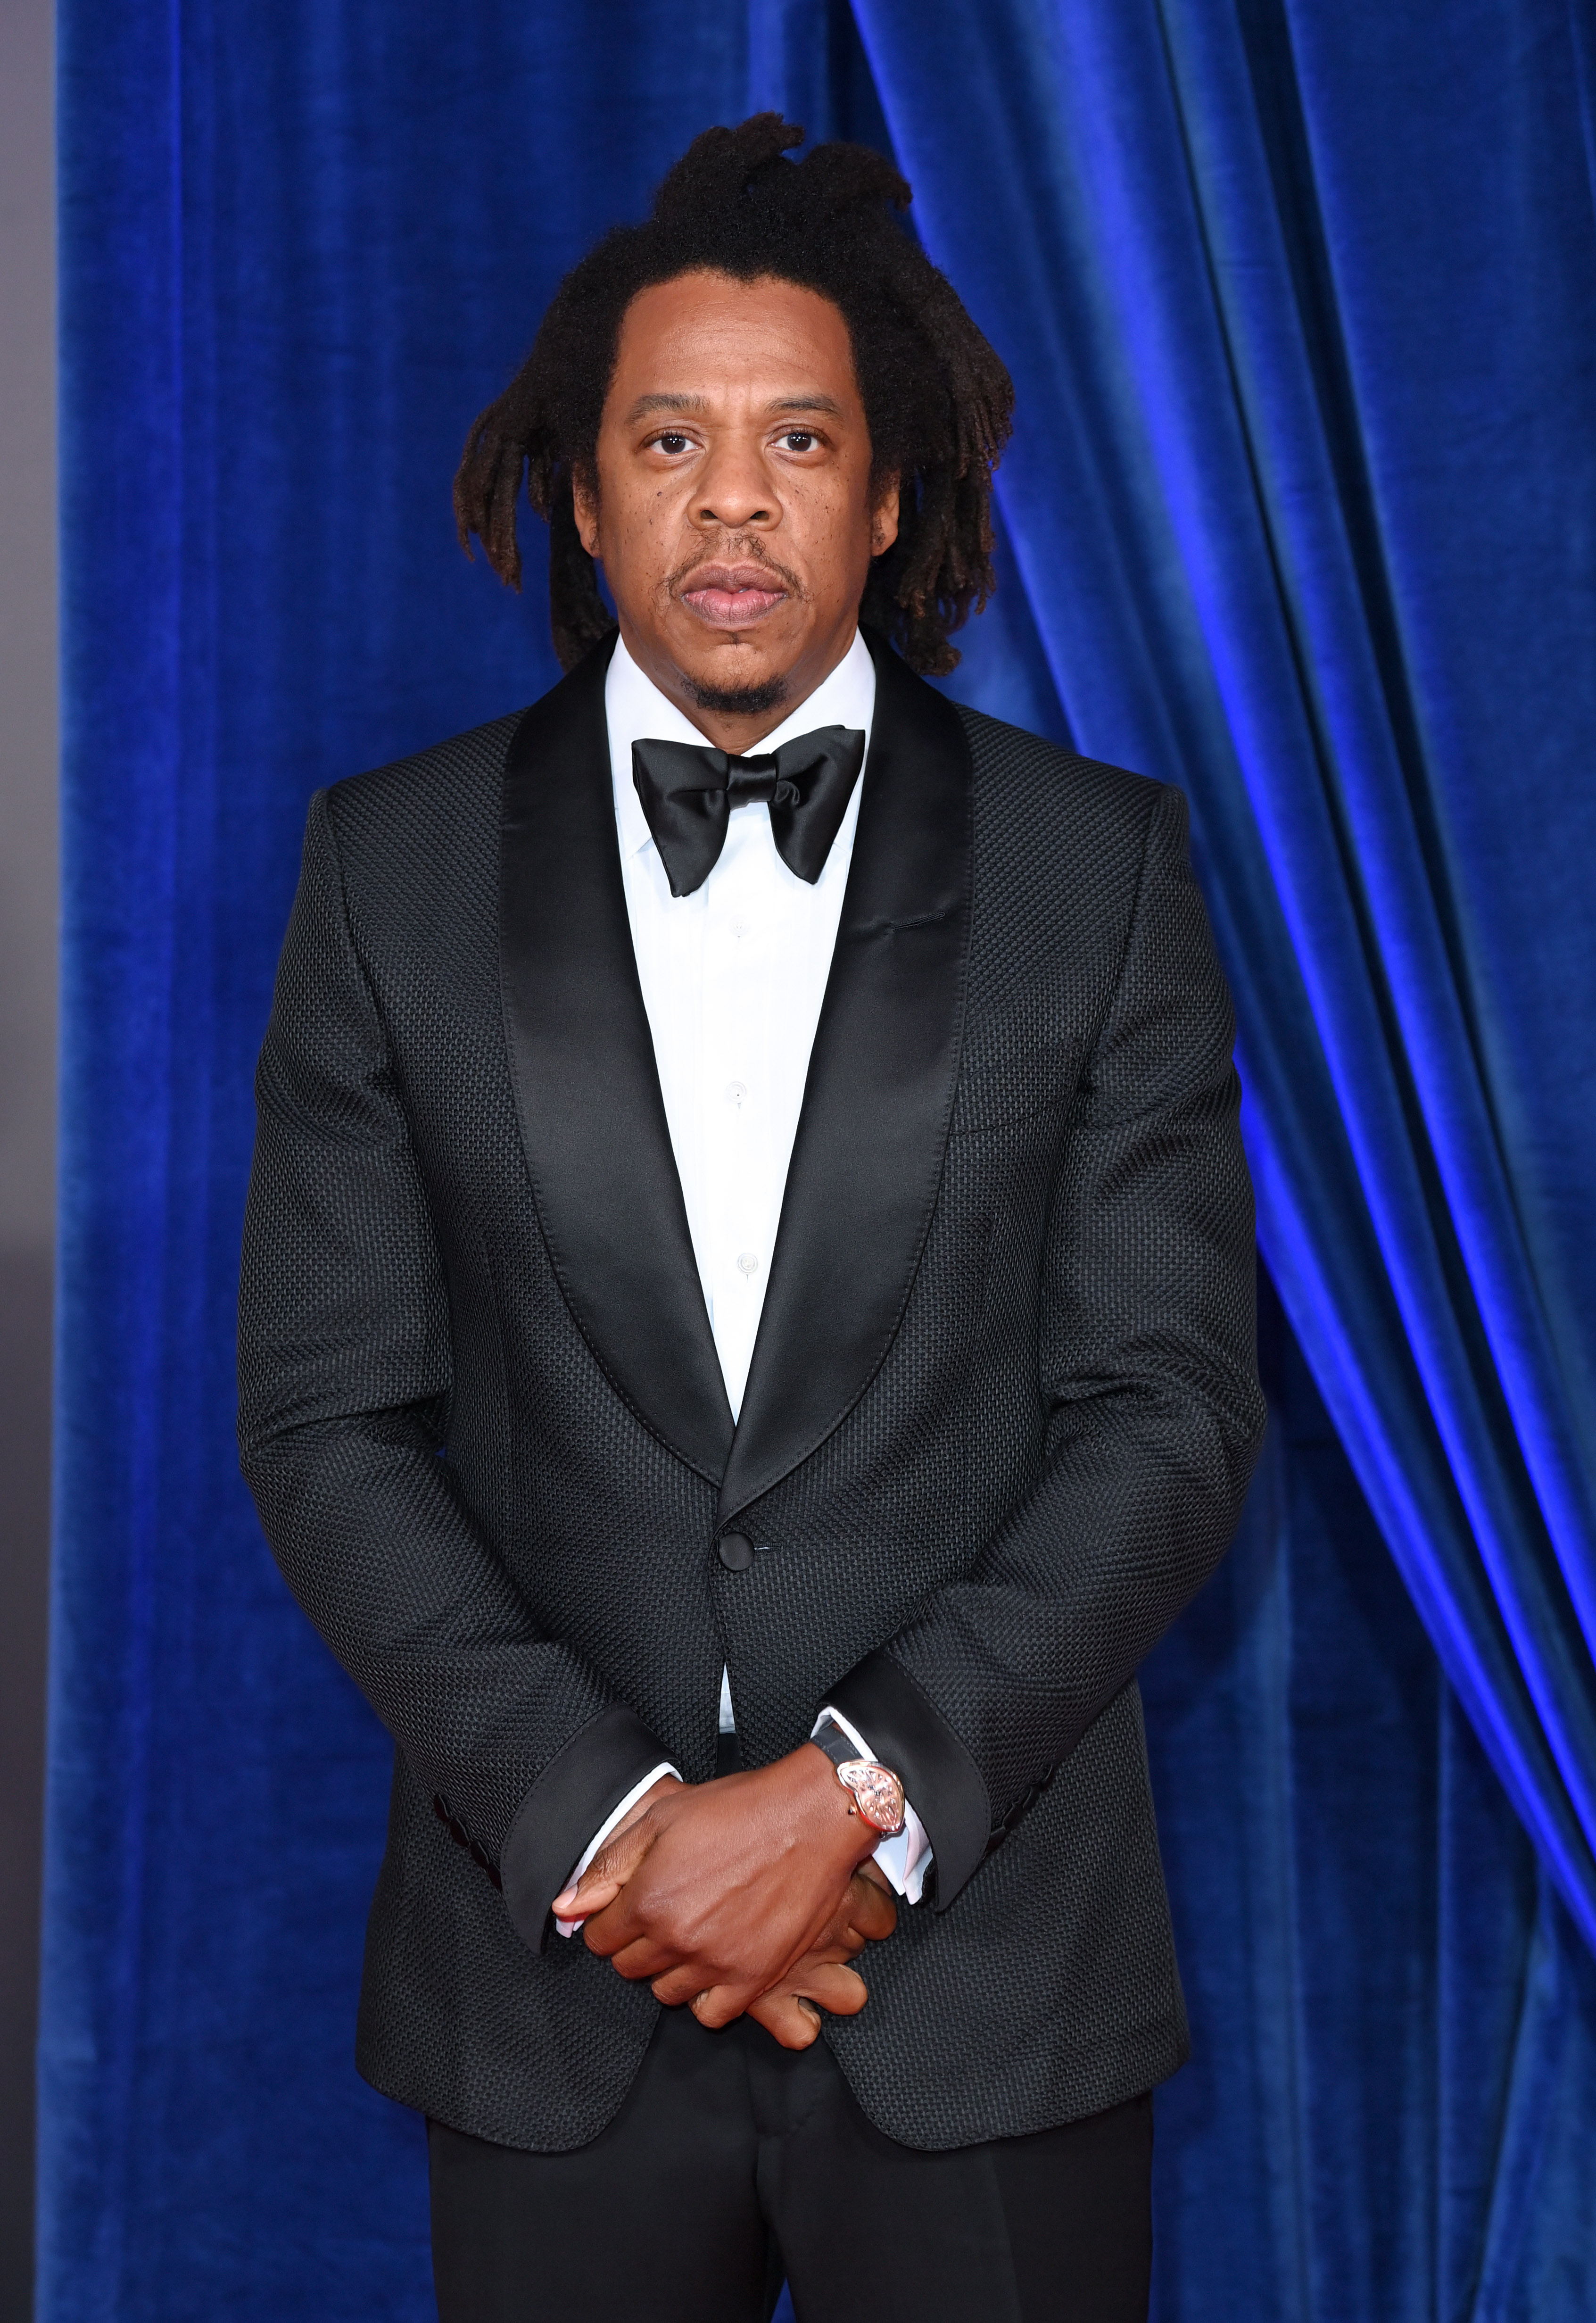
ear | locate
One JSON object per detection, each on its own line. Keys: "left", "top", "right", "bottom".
{"left": 571, "top": 469, "right": 602, "bottom": 560}
{"left": 870, "top": 474, "right": 901, "bottom": 558}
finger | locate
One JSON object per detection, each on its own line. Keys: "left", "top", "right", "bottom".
{"left": 601, "top": 1934, "right": 678, "bottom": 1982}
{"left": 573, "top": 1884, "right": 660, "bottom": 1958}
{"left": 844, "top": 1878, "right": 897, "bottom": 1944}
{"left": 775, "top": 1928, "right": 860, "bottom": 1970}
{"left": 607, "top": 1774, "right": 683, "bottom": 1839}
{"left": 747, "top": 1991, "right": 824, "bottom": 2051}
{"left": 783, "top": 1961, "right": 868, "bottom": 2018}
{"left": 807, "top": 1900, "right": 865, "bottom": 1960}
{"left": 650, "top": 1964, "right": 714, "bottom": 2008}
{"left": 688, "top": 1980, "right": 761, "bottom": 2030}
{"left": 795, "top": 1901, "right": 875, "bottom": 1962}
{"left": 574, "top": 1903, "right": 640, "bottom": 1960}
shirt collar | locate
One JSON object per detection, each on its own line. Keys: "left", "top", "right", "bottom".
{"left": 607, "top": 627, "right": 877, "bottom": 862}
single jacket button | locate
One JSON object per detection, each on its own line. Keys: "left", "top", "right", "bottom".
{"left": 718, "top": 1531, "right": 755, "bottom": 1572}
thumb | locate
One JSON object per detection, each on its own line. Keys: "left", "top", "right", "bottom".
{"left": 550, "top": 1870, "right": 621, "bottom": 1922}
{"left": 550, "top": 1816, "right": 656, "bottom": 1920}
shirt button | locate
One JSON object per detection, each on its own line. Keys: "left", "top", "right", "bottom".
{"left": 724, "top": 1080, "right": 747, "bottom": 1108}
{"left": 736, "top": 1252, "right": 761, "bottom": 1278}
{"left": 732, "top": 921, "right": 751, "bottom": 940}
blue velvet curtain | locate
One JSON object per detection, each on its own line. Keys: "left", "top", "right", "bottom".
{"left": 851, "top": 0, "right": 1596, "bottom": 1947}
{"left": 42, "top": 3, "right": 1596, "bottom": 2318}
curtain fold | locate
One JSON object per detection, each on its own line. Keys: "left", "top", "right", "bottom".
{"left": 1140, "top": 1287, "right": 1596, "bottom": 2321}
{"left": 852, "top": 0, "right": 1596, "bottom": 1946}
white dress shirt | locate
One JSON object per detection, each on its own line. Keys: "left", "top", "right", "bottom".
{"left": 609, "top": 628, "right": 870, "bottom": 1426}
{"left": 554, "top": 630, "right": 932, "bottom": 1926}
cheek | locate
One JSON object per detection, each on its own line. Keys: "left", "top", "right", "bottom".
{"left": 608, "top": 491, "right": 670, "bottom": 560}
{"left": 795, "top": 475, "right": 869, "bottom": 550}
{"left": 823, "top": 485, "right": 881, "bottom": 581}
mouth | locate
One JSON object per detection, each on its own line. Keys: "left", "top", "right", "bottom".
{"left": 677, "top": 562, "right": 791, "bottom": 628}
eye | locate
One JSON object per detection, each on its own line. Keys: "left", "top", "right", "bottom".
{"left": 653, "top": 431, "right": 691, "bottom": 456}
{"left": 780, "top": 430, "right": 817, "bottom": 453}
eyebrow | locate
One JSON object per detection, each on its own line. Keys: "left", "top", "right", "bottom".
{"left": 624, "top": 393, "right": 710, "bottom": 419}
{"left": 622, "top": 391, "right": 847, "bottom": 422}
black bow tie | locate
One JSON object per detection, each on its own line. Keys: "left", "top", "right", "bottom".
{"left": 631, "top": 726, "right": 867, "bottom": 899}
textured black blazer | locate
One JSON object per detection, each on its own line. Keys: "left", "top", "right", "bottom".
{"left": 239, "top": 631, "right": 1264, "bottom": 2153}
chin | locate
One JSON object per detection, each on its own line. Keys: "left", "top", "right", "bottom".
{"left": 670, "top": 623, "right": 799, "bottom": 721}
{"left": 684, "top": 669, "right": 792, "bottom": 720}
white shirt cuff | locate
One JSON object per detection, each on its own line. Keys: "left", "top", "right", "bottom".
{"left": 814, "top": 1705, "right": 933, "bottom": 1905}
{"left": 552, "top": 1761, "right": 679, "bottom": 1937}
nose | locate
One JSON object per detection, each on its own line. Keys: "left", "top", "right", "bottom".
{"left": 693, "top": 434, "right": 776, "bottom": 532}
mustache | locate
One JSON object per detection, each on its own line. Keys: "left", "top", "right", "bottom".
{"left": 662, "top": 539, "right": 808, "bottom": 603}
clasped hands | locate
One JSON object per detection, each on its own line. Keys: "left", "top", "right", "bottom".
{"left": 551, "top": 1743, "right": 897, "bottom": 2050}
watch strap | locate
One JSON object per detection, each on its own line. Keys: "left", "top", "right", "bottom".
{"left": 811, "top": 1716, "right": 861, "bottom": 1774}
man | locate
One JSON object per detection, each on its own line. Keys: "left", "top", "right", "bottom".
{"left": 239, "top": 116, "right": 1264, "bottom": 2323}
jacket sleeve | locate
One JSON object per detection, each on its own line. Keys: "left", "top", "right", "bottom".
{"left": 825, "top": 783, "right": 1266, "bottom": 1906}
{"left": 238, "top": 790, "right": 668, "bottom": 1950}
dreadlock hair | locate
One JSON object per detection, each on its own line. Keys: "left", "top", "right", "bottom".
{"left": 453, "top": 115, "right": 1014, "bottom": 675}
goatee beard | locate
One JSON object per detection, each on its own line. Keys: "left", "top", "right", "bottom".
{"left": 684, "top": 672, "right": 790, "bottom": 722}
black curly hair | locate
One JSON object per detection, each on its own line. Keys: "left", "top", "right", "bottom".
{"left": 453, "top": 114, "right": 1014, "bottom": 675}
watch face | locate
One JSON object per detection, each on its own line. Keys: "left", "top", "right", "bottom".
{"left": 838, "top": 1759, "right": 907, "bottom": 1837}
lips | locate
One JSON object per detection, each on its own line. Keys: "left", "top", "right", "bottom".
{"left": 678, "top": 563, "right": 789, "bottom": 627}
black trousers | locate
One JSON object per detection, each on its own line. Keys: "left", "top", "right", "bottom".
{"left": 430, "top": 2003, "right": 1152, "bottom": 2323}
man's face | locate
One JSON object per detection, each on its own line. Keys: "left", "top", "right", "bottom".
{"left": 573, "top": 269, "right": 899, "bottom": 749}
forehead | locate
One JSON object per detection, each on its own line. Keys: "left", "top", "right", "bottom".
{"left": 607, "top": 271, "right": 858, "bottom": 410}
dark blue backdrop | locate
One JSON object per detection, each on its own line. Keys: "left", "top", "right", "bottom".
{"left": 42, "top": 3, "right": 1596, "bottom": 2318}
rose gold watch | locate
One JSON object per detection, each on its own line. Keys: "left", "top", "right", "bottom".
{"left": 812, "top": 1718, "right": 907, "bottom": 1837}
{"left": 835, "top": 1758, "right": 907, "bottom": 1836}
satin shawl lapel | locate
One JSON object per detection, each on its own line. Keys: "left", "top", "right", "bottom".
{"left": 718, "top": 636, "right": 974, "bottom": 1527}
{"left": 500, "top": 641, "right": 735, "bottom": 1485}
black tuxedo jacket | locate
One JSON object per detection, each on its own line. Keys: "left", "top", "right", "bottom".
{"left": 239, "top": 631, "right": 1264, "bottom": 2153}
